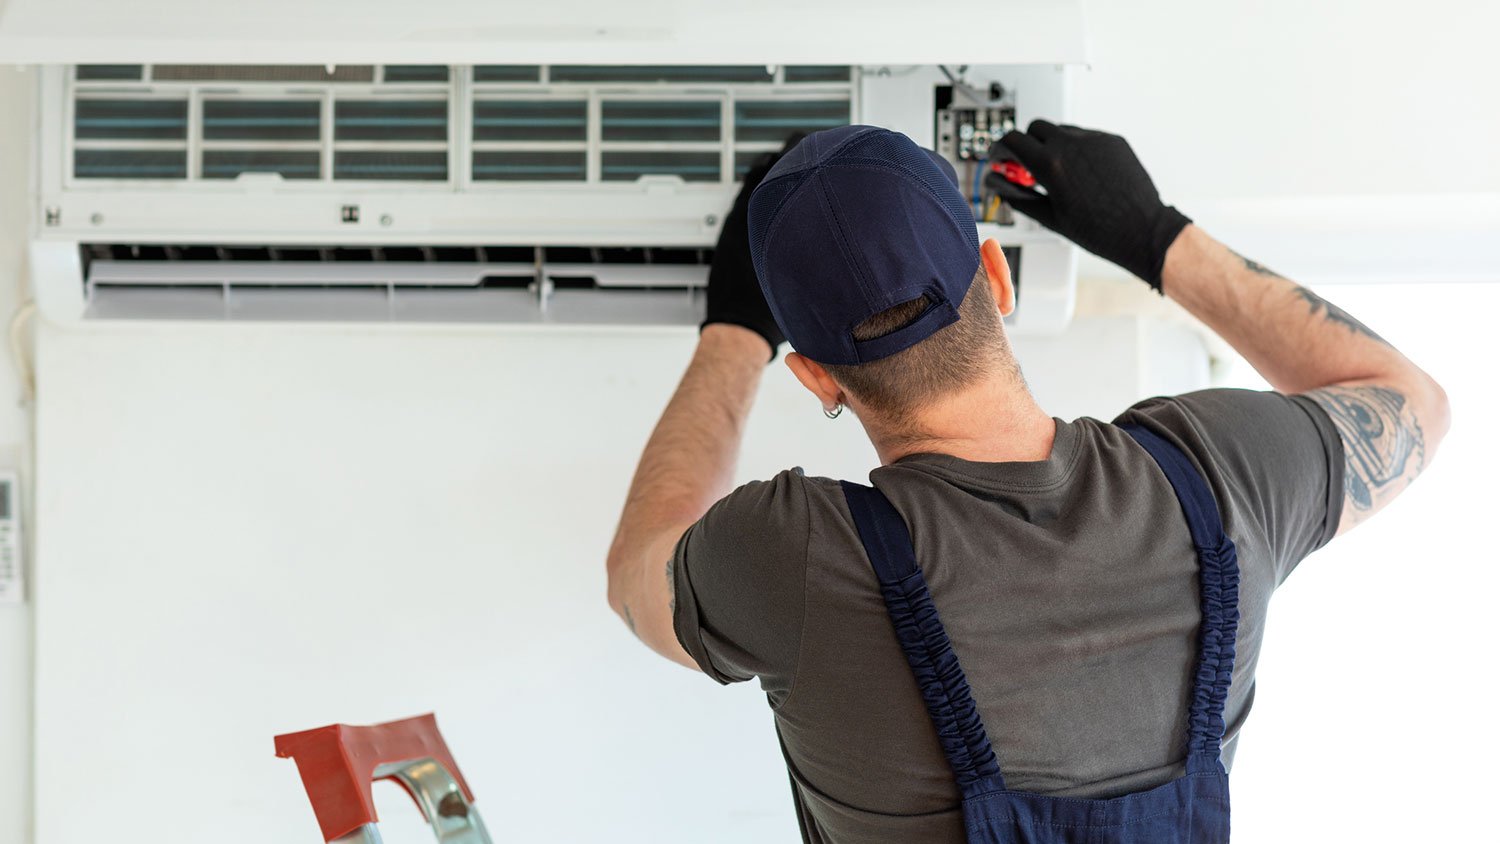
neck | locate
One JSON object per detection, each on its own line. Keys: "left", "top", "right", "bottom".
{"left": 860, "top": 374, "right": 1055, "bottom": 465}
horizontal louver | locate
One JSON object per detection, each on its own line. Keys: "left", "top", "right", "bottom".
{"left": 334, "top": 151, "right": 448, "bottom": 181}
{"left": 473, "top": 66, "right": 542, "bottom": 83}
{"left": 75, "top": 149, "right": 186, "bottom": 179}
{"left": 203, "top": 150, "right": 320, "bottom": 180}
{"left": 551, "top": 65, "right": 772, "bottom": 83}
{"left": 473, "top": 100, "right": 586, "bottom": 143}
{"left": 203, "top": 100, "right": 320, "bottom": 141}
{"left": 602, "top": 151, "right": 719, "bottom": 182}
{"left": 734, "top": 100, "right": 850, "bottom": 142}
{"left": 383, "top": 65, "right": 450, "bottom": 83}
{"left": 473, "top": 151, "right": 586, "bottom": 181}
{"left": 784, "top": 66, "right": 852, "bottom": 83}
{"left": 602, "top": 101, "right": 720, "bottom": 143}
{"left": 78, "top": 242, "right": 715, "bottom": 325}
{"left": 75, "top": 99, "right": 188, "bottom": 140}
{"left": 335, "top": 100, "right": 447, "bottom": 142}
{"left": 76, "top": 65, "right": 143, "bottom": 81}
{"left": 154, "top": 65, "right": 375, "bottom": 83}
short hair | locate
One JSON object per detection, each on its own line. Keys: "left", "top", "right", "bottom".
{"left": 821, "top": 269, "right": 1012, "bottom": 422}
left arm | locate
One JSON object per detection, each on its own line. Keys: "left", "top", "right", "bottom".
{"left": 606, "top": 143, "right": 794, "bottom": 667}
{"left": 606, "top": 325, "right": 769, "bottom": 668}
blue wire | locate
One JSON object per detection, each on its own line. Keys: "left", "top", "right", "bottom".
{"left": 972, "top": 158, "right": 986, "bottom": 216}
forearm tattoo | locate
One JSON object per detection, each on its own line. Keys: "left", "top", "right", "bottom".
{"left": 1237, "top": 253, "right": 1283, "bottom": 279}
{"left": 1305, "top": 385, "right": 1426, "bottom": 519}
{"left": 1233, "top": 250, "right": 1390, "bottom": 346}
{"left": 1289, "top": 287, "right": 1391, "bottom": 346}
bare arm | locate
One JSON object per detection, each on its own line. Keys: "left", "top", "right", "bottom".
{"left": 1161, "top": 225, "right": 1451, "bottom": 533}
{"left": 606, "top": 325, "right": 769, "bottom": 669}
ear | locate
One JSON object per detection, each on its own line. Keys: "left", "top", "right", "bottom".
{"left": 784, "top": 352, "right": 844, "bottom": 412}
{"left": 980, "top": 238, "right": 1016, "bottom": 318}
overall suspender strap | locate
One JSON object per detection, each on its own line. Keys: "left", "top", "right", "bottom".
{"left": 839, "top": 480, "right": 1005, "bottom": 796}
{"left": 1117, "top": 423, "right": 1242, "bottom": 772}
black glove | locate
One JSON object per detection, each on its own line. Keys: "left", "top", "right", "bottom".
{"left": 701, "top": 141, "right": 799, "bottom": 360}
{"left": 1000, "top": 120, "right": 1191, "bottom": 291}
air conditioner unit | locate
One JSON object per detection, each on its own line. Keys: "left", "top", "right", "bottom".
{"left": 14, "top": 3, "right": 1086, "bottom": 332}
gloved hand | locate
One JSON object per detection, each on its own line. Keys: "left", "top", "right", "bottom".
{"left": 1000, "top": 120, "right": 1191, "bottom": 291}
{"left": 701, "top": 139, "right": 802, "bottom": 360}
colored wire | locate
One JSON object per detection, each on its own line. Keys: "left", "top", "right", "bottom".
{"left": 971, "top": 158, "right": 985, "bottom": 216}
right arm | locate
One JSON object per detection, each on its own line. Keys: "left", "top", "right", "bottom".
{"left": 1160, "top": 225, "right": 1449, "bottom": 534}
{"left": 1000, "top": 120, "right": 1451, "bottom": 536}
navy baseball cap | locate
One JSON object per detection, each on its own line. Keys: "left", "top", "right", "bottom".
{"left": 748, "top": 125, "right": 981, "bottom": 365}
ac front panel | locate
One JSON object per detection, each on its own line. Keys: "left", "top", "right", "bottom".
{"left": 32, "top": 63, "right": 1076, "bottom": 332}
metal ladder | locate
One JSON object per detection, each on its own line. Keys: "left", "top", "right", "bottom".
{"left": 276, "top": 713, "right": 493, "bottom": 844}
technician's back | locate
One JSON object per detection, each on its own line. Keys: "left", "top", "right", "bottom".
{"left": 672, "top": 389, "right": 1342, "bottom": 842}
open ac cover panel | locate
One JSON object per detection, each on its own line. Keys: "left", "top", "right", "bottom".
{"left": 17, "top": 2, "right": 1086, "bottom": 331}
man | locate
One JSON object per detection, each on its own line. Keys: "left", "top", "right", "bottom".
{"left": 606, "top": 123, "right": 1448, "bottom": 841}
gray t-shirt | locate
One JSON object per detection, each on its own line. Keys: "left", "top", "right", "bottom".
{"left": 672, "top": 389, "right": 1343, "bottom": 843}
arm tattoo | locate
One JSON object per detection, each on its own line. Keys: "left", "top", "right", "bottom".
{"left": 1236, "top": 253, "right": 1284, "bottom": 279}
{"left": 1306, "top": 385, "right": 1425, "bottom": 517}
{"left": 1289, "top": 286, "right": 1391, "bottom": 346}
{"left": 621, "top": 602, "right": 638, "bottom": 637}
{"left": 1232, "top": 249, "right": 1390, "bottom": 345}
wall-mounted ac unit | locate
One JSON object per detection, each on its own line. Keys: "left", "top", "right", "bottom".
{"left": 16, "top": 4, "right": 1086, "bottom": 333}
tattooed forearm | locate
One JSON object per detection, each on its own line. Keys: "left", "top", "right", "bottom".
{"left": 1290, "top": 286, "right": 1391, "bottom": 346}
{"left": 1305, "top": 385, "right": 1425, "bottom": 523}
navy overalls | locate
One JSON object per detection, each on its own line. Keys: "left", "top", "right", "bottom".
{"left": 838, "top": 423, "right": 1239, "bottom": 843}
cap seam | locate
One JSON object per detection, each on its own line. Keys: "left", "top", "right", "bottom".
{"left": 823, "top": 158, "right": 978, "bottom": 249}
{"left": 813, "top": 170, "right": 880, "bottom": 338}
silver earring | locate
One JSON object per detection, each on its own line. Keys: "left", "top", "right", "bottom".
{"left": 823, "top": 403, "right": 844, "bottom": 419}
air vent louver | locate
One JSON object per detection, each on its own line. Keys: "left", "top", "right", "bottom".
{"left": 550, "top": 65, "right": 772, "bottom": 83}
{"left": 733, "top": 100, "right": 850, "bottom": 143}
{"left": 78, "top": 242, "right": 714, "bottom": 324}
{"left": 601, "top": 101, "right": 720, "bottom": 143}
{"left": 153, "top": 65, "right": 376, "bottom": 83}
{"left": 473, "top": 100, "right": 586, "bottom": 142}
{"left": 75, "top": 98, "right": 188, "bottom": 140}
{"left": 76, "top": 65, "right": 143, "bottom": 81}
{"left": 75, "top": 149, "right": 186, "bottom": 179}
{"left": 473, "top": 66, "right": 542, "bottom": 83}
{"left": 383, "top": 65, "right": 451, "bottom": 83}
{"left": 473, "top": 151, "right": 586, "bottom": 182}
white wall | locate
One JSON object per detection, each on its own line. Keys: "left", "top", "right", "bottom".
{"left": 0, "top": 65, "right": 35, "bottom": 844}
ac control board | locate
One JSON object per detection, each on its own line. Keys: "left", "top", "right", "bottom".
{"left": 934, "top": 77, "right": 1019, "bottom": 227}
{"left": 935, "top": 102, "right": 1016, "bottom": 163}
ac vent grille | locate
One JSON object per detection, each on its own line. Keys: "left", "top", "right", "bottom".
{"left": 77, "top": 243, "right": 714, "bottom": 325}
{"left": 68, "top": 64, "right": 854, "bottom": 186}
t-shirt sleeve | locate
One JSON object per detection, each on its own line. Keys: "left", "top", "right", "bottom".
{"left": 1114, "top": 388, "right": 1344, "bottom": 584}
{"left": 670, "top": 468, "right": 811, "bottom": 692}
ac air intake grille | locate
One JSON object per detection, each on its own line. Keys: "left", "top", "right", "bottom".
{"left": 68, "top": 64, "right": 854, "bottom": 187}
